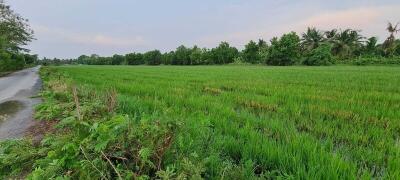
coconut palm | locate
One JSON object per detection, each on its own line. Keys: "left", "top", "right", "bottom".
{"left": 387, "top": 22, "right": 399, "bottom": 35}
{"left": 383, "top": 22, "right": 399, "bottom": 56}
{"left": 324, "top": 29, "right": 338, "bottom": 40}
{"left": 301, "top": 27, "right": 325, "bottom": 51}
{"left": 363, "top": 37, "right": 378, "bottom": 55}
{"left": 330, "top": 29, "right": 364, "bottom": 59}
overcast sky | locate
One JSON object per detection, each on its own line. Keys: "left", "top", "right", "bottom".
{"left": 7, "top": 0, "right": 400, "bottom": 59}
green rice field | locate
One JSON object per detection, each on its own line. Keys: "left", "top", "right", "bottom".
{"left": 51, "top": 65, "right": 400, "bottom": 179}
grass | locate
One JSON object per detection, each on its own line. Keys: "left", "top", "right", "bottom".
{"left": 2, "top": 65, "right": 400, "bottom": 179}
{"left": 51, "top": 65, "right": 400, "bottom": 178}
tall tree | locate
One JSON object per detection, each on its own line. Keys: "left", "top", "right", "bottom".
{"left": 330, "top": 29, "right": 364, "bottom": 59}
{"left": 382, "top": 22, "right": 399, "bottom": 56}
{"left": 189, "top": 46, "right": 203, "bottom": 65}
{"left": 0, "top": 0, "right": 34, "bottom": 52}
{"left": 144, "top": 50, "right": 162, "bottom": 65}
{"left": 125, "top": 53, "right": 144, "bottom": 65}
{"left": 266, "top": 32, "right": 301, "bottom": 66}
{"left": 363, "top": 37, "right": 378, "bottom": 56}
{"left": 325, "top": 29, "right": 338, "bottom": 40}
{"left": 112, "top": 54, "right": 125, "bottom": 65}
{"left": 210, "top": 42, "right": 238, "bottom": 64}
{"left": 242, "top": 40, "right": 260, "bottom": 64}
{"left": 161, "top": 51, "right": 175, "bottom": 65}
{"left": 174, "top": 45, "right": 191, "bottom": 65}
{"left": 301, "top": 27, "right": 325, "bottom": 51}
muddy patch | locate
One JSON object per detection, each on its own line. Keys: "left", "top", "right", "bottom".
{"left": 0, "top": 100, "right": 25, "bottom": 122}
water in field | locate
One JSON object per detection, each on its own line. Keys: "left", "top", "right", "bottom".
{"left": 0, "top": 100, "right": 24, "bottom": 123}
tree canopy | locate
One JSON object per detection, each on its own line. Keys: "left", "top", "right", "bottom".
{"left": 0, "top": 0, "right": 34, "bottom": 52}
{"left": 0, "top": 0, "right": 36, "bottom": 72}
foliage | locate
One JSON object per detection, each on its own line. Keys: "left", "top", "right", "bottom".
{"left": 210, "top": 42, "right": 239, "bottom": 64}
{"left": 351, "top": 56, "right": 400, "bottom": 65}
{"left": 241, "top": 39, "right": 268, "bottom": 64}
{"left": 189, "top": 46, "right": 205, "bottom": 65}
{"left": 362, "top": 37, "right": 379, "bottom": 56}
{"left": 331, "top": 29, "right": 364, "bottom": 59}
{"left": 0, "top": 51, "right": 26, "bottom": 72}
{"left": 302, "top": 43, "right": 334, "bottom": 66}
{"left": 144, "top": 50, "right": 162, "bottom": 65}
{"left": 174, "top": 45, "right": 192, "bottom": 65}
{"left": 301, "top": 27, "right": 325, "bottom": 51}
{"left": 0, "top": 0, "right": 34, "bottom": 52}
{"left": 111, "top": 54, "right": 125, "bottom": 65}
{"left": 242, "top": 40, "right": 260, "bottom": 64}
{"left": 125, "top": 52, "right": 144, "bottom": 65}
{"left": 382, "top": 22, "right": 399, "bottom": 57}
{"left": 266, "top": 32, "right": 301, "bottom": 65}
{"left": 0, "top": 140, "right": 43, "bottom": 178}
{"left": 0, "top": 1, "right": 36, "bottom": 72}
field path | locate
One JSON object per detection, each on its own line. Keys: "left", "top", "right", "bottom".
{"left": 0, "top": 66, "right": 41, "bottom": 140}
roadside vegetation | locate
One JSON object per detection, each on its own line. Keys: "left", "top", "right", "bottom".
{"left": 2, "top": 65, "right": 400, "bottom": 179}
{"left": 0, "top": 0, "right": 38, "bottom": 75}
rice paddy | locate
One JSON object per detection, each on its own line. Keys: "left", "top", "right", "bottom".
{"left": 52, "top": 65, "right": 400, "bottom": 179}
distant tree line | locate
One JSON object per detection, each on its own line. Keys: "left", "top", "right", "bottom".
{"left": 0, "top": 0, "right": 37, "bottom": 73}
{"left": 44, "top": 23, "right": 400, "bottom": 66}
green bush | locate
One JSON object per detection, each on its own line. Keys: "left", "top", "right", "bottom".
{"left": 266, "top": 32, "right": 301, "bottom": 66}
{"left": 302, "top": 44, "right": 334, "bottom": 66}
{"left": 0, "top": 51, "right": 26, "bottom": 72}
{"left": 0, "top": 140, "right": 43, "bottom": 178}
{"left": 351, "top": 56, "right": 400, "bottom": 65}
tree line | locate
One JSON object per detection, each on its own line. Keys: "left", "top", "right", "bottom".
{"left": 0, "top": 0, "right": 37, "bottom": 73}
{"left": 44, "top": 24, "right": 400, "bottom": 66}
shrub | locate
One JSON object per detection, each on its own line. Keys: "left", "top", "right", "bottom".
{"left": 0, "top": 51, "right": 26, "bottom": 72}
{"left": 230, "top": 57, "right": 250, "bottom": 65}
{"left": 302, "top": 44, "right": 334, "bottom": 66}
{"left": 351, "top": 56, "right": 400, "bottom": 65}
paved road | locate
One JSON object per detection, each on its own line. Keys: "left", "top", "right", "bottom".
{"left": 0, "top": 66, "right": 41, "bottom": 140}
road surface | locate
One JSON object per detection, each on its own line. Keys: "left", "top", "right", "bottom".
{"left": 0, "top": 66, "right": 41, "bottom": 140}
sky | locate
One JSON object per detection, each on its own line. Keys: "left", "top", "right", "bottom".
{"left": 7, "top": 0, "right": 400, "bottom": 59}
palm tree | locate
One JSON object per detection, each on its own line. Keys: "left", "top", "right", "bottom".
{"left": 325, "top": 29, "right": 338, "bottom": 41}
{"left": 330, "top": 29, "right": 364, "bottom": 59}
{"left": 387, "top": 22, "right": 399, "bottom": 36}
{"left": 383, "top": 22, "right": 399, "bottom": 56}
{"left": 363, "top": 37, "right": 378, "bottom": 55}
{"left": 301, "top": 27, "right": 325, "bottom": 51}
